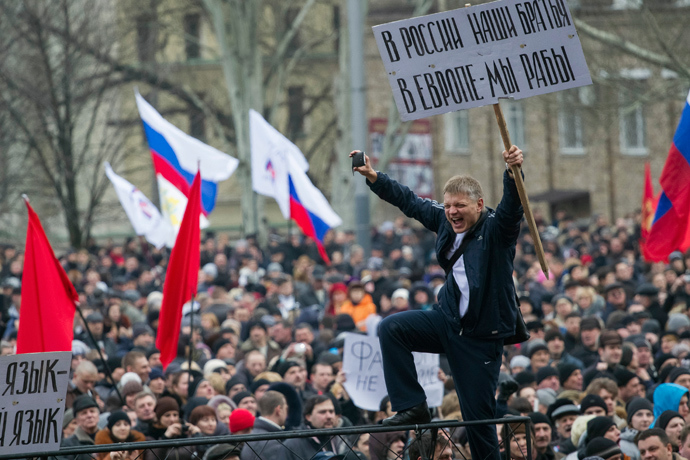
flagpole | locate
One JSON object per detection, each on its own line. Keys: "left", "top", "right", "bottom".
{"left": 74, "top": 304, "right": 124, "bottom": 404}
{"left": 187, "top": 292, "right": 197, "bottom": 399}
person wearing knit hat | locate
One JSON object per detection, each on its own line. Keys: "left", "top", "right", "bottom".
{"left": 276, "top": 360, "right": 301, "bottom": 378}
{"left": 232, "top": 391, "right": 258, "bottom": 416}
{"left": 62, "top": 408, "right": 78, "bottom": 440}
{"left": 535, "top": 388, "right": 557, "bottom": 413}
{"left": 536, "top": 366, "right": 560, "bottom": 392}
{"left": 60, "top": 395, "right": 101, "bottom": 450}
{"left": 229, "top": 408, "right": 255, "bottom": 434}
{"left": 528, "top": 412, "right": 557, "bottom": 458}
{"left": 613, "top": 368, "right": 640, "bottom": 404}
{"left": 514, "top": 371, "right": 536, "bottom": 387}
{"left": 94, "top": 410, "right": 147, "bottom": 460}
{"left": 510, "top": 355, "right": 531, "bottom": 374}
{"left": 225, "top": 375, "right": 247, "bottom": 398}
{"left": 528, "top": 340, "right": 550, "bottom": 374}
{"left": 249, "top": 378, "right": 271, "bottom": 399}
{"left": 669, "top": 367, "right": 690, "bottom": 389}
{"left": 655, "top": 410, "right": 686, "bottom": 449}
{"left": 188, "top": 377, "right": 215, "bottom": 399}
{"left": 584, "top": 438, "right": 621, "bottom": 460}
{"left": 558, "top": 362, "right": 583, "bottom": 391}
{"left": 149, "top": 396, "right": 200, "bottom": 441}
{"left": 587, "top": 416, "right": 620, "bottom": 443}
{"left": 620, "top": 397, "right": 655, "bottom": 460}
{"left": 580, "top": 394, "right": 608, "bottom": 416}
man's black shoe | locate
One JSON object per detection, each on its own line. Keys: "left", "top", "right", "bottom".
{"left": 382, "top": 402, "right": 431, "bottom": 426}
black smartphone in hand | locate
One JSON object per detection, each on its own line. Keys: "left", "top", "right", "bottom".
{"left": 352, "top": 151, "right": 365, "bottom": 173}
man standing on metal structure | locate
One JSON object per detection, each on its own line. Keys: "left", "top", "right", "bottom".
{"left": 351, "top": 145, "right": 524, "bottom": 460}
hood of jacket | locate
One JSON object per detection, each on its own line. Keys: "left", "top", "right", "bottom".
{"left": 653, "top": 383, "right": 689, "bottom": 425}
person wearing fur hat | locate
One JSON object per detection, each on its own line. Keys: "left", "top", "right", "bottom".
{"left": 144, "top": 397, "right": 201, "bottom": 460}
{"left": 621, "top": 397, "right": 655, "bottom": 460}
{"left": 95, "top": 410, "right": 146, "bottom": 460}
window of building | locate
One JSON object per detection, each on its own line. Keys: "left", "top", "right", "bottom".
{"left": 558, "top": 89, "right": 585, "bottom": 154}
{"left": 499, "top": 100, "right": 526, "bottom": 149}
{"left": 184, "top": 14, "right": 201, "bottom": 60}
{"left": 444, "top": 111, "right": 470, "bottom": 154}
{"left": 619, "top": 85, "right": 647, "bottom": 155}
{"left": 287, "top": 86, "right": 305, "bottom": 138}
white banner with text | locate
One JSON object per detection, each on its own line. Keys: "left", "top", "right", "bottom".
{"left": 373, "top": 0, "right": 592, "bottom": 121}
{"left": 342, "top": 333, "right": 444, "bottom": 411}
{"left": 0, "top": 352, "right": 71, "bottom": 454}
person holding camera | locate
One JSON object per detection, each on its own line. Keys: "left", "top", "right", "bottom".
{"left": 350, "top": 145, "right": 525, "bottom": 460}
{"left": 145, "top": 397, "right": 201, "bottom": 460}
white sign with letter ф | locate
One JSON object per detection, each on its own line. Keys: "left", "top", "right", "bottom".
{"left": 373, "top": 0, "right": 592, "bottom": 121}
{"left": 0, "top": 351, "right": 71, "bottom": 454}
{"left": 342, "top": 333, "right": 444, "bottom": 412}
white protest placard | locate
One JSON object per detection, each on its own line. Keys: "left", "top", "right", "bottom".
{"left": 373, "top": 0, "right": 592, "bottom": 121}
{"left": 0, "top": 352, "right": 71, "bottom": 454}
{"left": 342, "top": 333, "right": 443, "bottom": 411}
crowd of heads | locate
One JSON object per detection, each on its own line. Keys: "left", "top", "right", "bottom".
{"left": 2, "top": 207, "right": 690, "bottom": 459}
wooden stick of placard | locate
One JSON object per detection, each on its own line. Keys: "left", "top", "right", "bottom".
{"left": 461, "top": 3, "right": 549, "bottom": 278}
{"left": 492, "top": 103, "right": 549, "bottom": 278}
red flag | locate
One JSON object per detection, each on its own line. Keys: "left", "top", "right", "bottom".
{"left": 17, "top": 198, "right": 79, "bottom": 353}
{"left": 156, "top": 171, "right": 201, "bottom": 369}
{"left": 640, "top": 162, "right": 657, "bottom": 260}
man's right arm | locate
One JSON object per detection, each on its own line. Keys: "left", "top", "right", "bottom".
{"left": 350, "top": 151, "right": 444, "bottom": 232}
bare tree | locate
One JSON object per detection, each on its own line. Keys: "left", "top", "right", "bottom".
{"left": 0, "top": 0, "right": 129, "bottom": 248}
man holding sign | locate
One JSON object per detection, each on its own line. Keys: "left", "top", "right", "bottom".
{"left": 351, "top": 145, "right": 523, "bottom": 460}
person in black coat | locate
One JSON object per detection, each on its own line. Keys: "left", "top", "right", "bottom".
{"left": 351, "top": 146, "right": 525, "bottom": 460}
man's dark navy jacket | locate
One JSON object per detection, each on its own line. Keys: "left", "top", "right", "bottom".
{"left": 368, "top": 170, "right": 523, "bottom": 339}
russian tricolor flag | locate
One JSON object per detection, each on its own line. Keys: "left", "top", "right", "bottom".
{"left": 135, "top": 91, "right": 238, "bottom": 231}
{"left": 249, "top": 110, "right": 341, "bottom": 264}
{"left": 646, "top": 90, "right": 690, "bottom": 261}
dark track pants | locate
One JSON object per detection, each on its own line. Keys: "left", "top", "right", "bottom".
{"left": 378, "top": 309, "right": 503, "bottom": 460}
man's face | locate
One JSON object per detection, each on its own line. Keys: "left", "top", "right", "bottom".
{"left": 75, "top": 371, "right": 98, "bottom": 393}
{"left": 284, "top": 366, "right": 305, "bottom": 389}
{"left": 311, "top": 364, "right": 334, "bottom": 392}
{"left": 606, "top": 288, "right": 626, "bottom": 307}
{"left": 295, "top": 328, "right": 314, "bottom": 344}
{"left": 135, "top": 395, "right": 156, "bottom": 421}
{"left": 675, "top": 374, "right": 690, "bottom": 390}
{"left": 87, "top": 321, "right": 104, "bottom": 336}
{"left": 134, "top": 333, "right": 154, "bottom": 348}
{"left": 216, "top": 343, "right": 236, "bottom": 360}
{"left": 619, "top": 377, "right": 640, "bottom": 402}
{"left": 148, "top": 377, "right": 166, "bottom": 395}
{"left": 539, "top": 376, "right": 560, "bottom": 392}
{"left": 271, "top": 324, "right": 292, "bottom": 345}
{"left": 387, "top": 438, "right": 406, "bottom": 460}
{"left": 130, "top": 357, "right": 151, "bottom": 383}
{"left": 306, "top": 400, "right": 336, "bottom": 429}
{"left": 443, "top": 192, "right": 483, "bottom": 234}
{"left": 76, "top": 407, "right": 100, "bottom": 433}
{"left": 246, "top": 354, "right": 266, "bottom": 377}
{"left": 534, "top": 423, "right": 552, "bottom": 451}
{"left": 583, "top": 406, "right": 607, "bottom": 417}
{"left": 599, "top": 344, "right": 622, "bottom": 366}
{"left": 531, "top": 350, "right": 549, "bottom": 369}
{"left": 581, "top": 328, "right": 600, "bottom": 348}
{"left": 249, "top": 326, "right": 266, "bottom": 344}
{"left": 639, "top": 436, "right": 673, "bottom": 460}
{"left": 547, "top": 338, "right": 564, "bottom": 355}
{"left": 555, "top": 414, "right": 576, "bottom": 438}
{"left": 638, "top": 346, "right": 652, "bottom": 367}
{"left": 565, "top": 317, "right": 580, "bottom": 337}
{"left": 148, "top": 353, "right": 162, "bottom": 369}
{"left": 563, "top": 369, "right": 583, "bottom": 391}
{"left": 599, "top": 389, "right": 616, "bottom": 415}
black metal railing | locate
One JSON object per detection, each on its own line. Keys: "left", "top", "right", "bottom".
{"left": 0, "top": 416, "right": 532, "bottom": 460}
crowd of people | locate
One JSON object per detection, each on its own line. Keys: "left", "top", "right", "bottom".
{"left": 1, "top": 204, "right": 690, "bottom": 460}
